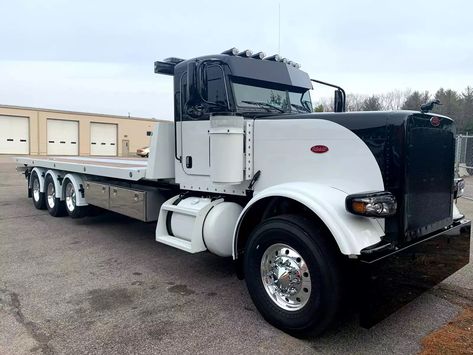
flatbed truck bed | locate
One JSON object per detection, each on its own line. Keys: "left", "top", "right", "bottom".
{"left": 15, "top": 156, "right": 149, "bottom": 181}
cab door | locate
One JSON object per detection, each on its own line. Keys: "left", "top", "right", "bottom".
{"left": 178, "top": 64, "right": 229, "bottom": 176}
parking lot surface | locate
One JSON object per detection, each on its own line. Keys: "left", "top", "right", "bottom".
{"left": 1, "top": 155, "right": 472, "bottom": 354}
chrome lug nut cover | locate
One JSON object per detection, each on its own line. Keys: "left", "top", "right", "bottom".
{"left": 260, "top": 243, "right": 312, "bottom": 311}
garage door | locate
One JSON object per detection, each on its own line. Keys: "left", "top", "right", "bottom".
{"left": 47, "top": 119, "right": 79, "bottom": 155}
{"left": 90, "top": 123, "right": 117, "bottom": 156}
{"left": 0, "top": 115, "right": 29, "bottom": 154}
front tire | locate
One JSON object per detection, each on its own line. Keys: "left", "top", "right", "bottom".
{"left": 243, "top": 215, "right": 342, "bottom": 337}
{"left": 45, "top": 175, "right": 66, "bottom": 217}
{"left": 31, "top": 171, "right": 46, "bottom": 210}
{"left": 64, "top": 180, "right": 88, "bottom": 218}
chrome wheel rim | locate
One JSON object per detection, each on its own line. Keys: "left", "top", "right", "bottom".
{"left": 65, "top": 183, "right": 76, "bottom": 212}
{"left": 260, "top": 243, "right": 312, "bottom": 311}
{"left": 32, "top": 178, "right": 40, "bottom": 201}
{"left": 47, "top": 183, "right": 55, "bottom": 208}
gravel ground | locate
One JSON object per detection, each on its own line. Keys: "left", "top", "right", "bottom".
{"left": 0, "top": 155, "right": 472, "bottom": 354}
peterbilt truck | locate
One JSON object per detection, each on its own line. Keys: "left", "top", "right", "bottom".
{"left": 15, "top": 48, "right": 471, "bottom": 336}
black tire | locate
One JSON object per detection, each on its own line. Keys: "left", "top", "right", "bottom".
{"left": 63, "top": 179, "right": 88, "bottom": 218}
{"left": 243, "top": 214, "right": 342, "bottom": 337}
{"left": 31, "top": 171, "right": 46, "bottom": 210}
{"left": 45, "top": 175, "right": 66, "bottom": 217}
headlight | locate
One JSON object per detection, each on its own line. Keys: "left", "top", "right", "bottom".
{"left": 454, "top": 178, "right": 465, "bottom": 199}
{"left": 346, "top": 191, "right": 397, "bottom": 217}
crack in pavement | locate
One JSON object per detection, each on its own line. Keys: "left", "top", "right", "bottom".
{"left": 0, "top": 288, "right": 54, "bottom": 354}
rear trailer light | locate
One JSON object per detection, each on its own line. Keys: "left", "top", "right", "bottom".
{"left": 346, "top": 192, "right": 397, "bottom": 217}
{"left": 454, "top": 178, "right": 465, "bottom": 199}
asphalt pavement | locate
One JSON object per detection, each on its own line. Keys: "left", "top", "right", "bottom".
{"left": 1, "top": 155, "right": 472, "bottom": 354}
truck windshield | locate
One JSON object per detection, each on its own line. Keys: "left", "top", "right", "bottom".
{"left": 232, "top": 82, "right": 312, "bottom": 113}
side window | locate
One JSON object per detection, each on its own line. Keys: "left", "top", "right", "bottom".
{"left": 203, "top": 65, "right": 227, "bottom": 107}
{"left": 179, "top": 72, "right": 187, "bottom": 120}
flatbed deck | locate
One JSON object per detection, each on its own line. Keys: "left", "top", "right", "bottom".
{"left": 15, "top": 156, "right": 148, "bottom": 181}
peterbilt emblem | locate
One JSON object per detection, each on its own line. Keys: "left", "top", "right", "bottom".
{"left": 430, "top": 116, "right": 441, "bottom": 127}
{"left": 310, "top": 145, "right": 329, "bottom": 153}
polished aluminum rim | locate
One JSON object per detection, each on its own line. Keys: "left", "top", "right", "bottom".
{"left": 47, "top": 183, "right": 55, "bottom": 208}
{"left": 65, "top": 182, "right": 75, "bottom": 212}
{"left": 260, "top": 243, "right": 312, "bottom": 311}
{"left": 32, "top": 178, "right": 40, "bottom": 201}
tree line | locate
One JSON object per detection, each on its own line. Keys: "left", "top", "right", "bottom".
{"left": 313, "top": 86, "right": 473, "bottom": 133}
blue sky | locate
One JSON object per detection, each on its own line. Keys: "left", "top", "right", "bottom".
{"left": 1, "top": 0, "right": 472, "bottom": 119}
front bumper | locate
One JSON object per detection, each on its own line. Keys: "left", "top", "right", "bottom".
{"left": 357, "top": 218, "right": 471, "bottom": 328}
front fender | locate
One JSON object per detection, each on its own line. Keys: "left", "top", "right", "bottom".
{"left": 233, "top": 182, "right": 385, "bottom": 258}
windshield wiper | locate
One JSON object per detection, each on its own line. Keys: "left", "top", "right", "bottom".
{"left": 241, "top": 100, "right": 285, "bottom": 113}
{"left": 290, "top": 103, "right": 310, "bottom": 113}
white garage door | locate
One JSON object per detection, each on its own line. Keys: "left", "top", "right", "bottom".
{"left": 47, "top": 119, "right": 79, "bottom": 155}
{"left": 90, "top": 123, "right": 117, "bottom": 156}
{"left": 0, "top": 115, "right": 29, "bottom": 154}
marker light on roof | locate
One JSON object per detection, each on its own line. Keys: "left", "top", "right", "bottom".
{"left": 251, "top": 52, "right": 266, "bottom": 59}
{"left": 238, "top": 49, "right": 253, "bottom": 57}
{"left": 264, "top": 54, "right": 281, "bottom": 62}
{"left": 222, "top": 47, "right": 239, "bottom": 56}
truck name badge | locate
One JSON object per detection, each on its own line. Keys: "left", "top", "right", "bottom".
{"left": 310, "top": 145, "right": 329, "bottom": 153}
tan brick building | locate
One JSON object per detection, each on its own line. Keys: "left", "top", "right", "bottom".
{"left": 0, "top": 105, "right": 162, "bottom": 157}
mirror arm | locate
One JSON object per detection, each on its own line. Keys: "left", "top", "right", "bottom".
{"left": 310, "top": 78, "right": 346, "bottom": 112}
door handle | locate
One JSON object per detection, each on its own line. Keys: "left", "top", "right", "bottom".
{"left": 186, "top": 156, "right": 193, "bottom": 169}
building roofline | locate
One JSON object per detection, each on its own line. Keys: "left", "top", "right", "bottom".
{"left": 0, "top": 104, "right": 169, "bottom": 123}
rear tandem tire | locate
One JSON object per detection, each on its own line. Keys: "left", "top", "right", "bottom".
{"left": 243, "top": 214, "right": 343, "bottom": 337}
{"left": 45, "top": 175, "right": 66, "bottom": 217}
{"left": 31, "top": 171, "right": 46, "bottom": 210}
{"left": 64, "top": 179, "right": 88, "bottom": 218}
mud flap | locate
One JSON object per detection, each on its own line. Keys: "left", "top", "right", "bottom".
{"left": 358, "top": 219, "right": 471, "bottom": 328}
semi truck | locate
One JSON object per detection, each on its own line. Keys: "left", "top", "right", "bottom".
{"left": 15, "top": 48, "right": 471, "bottom": 336}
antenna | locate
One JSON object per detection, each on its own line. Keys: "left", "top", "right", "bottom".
{"left": 278, "top": 3, "right": 281, "bottom": 54}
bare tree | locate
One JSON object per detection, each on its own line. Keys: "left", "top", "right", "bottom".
{"left": 360, "top": 95, "right": 383, "bottom": 111}
{"left": 346, "top": 93, "right": 366, "bottom": 111}
{"left": 312, "top": 86, "right": 473, "bottom": 133}
{"left": 379, "top": 90, "right": 410, "bottom": 110}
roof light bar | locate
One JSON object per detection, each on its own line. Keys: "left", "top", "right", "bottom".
{"left": 222, "top": 47, "right": 239, "bottom": 56}
{"left": 251, "top": 52, "right": 266, "bottom": 59}
{"left": 218, "top": 49, "right": 301, "bottom": 68}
